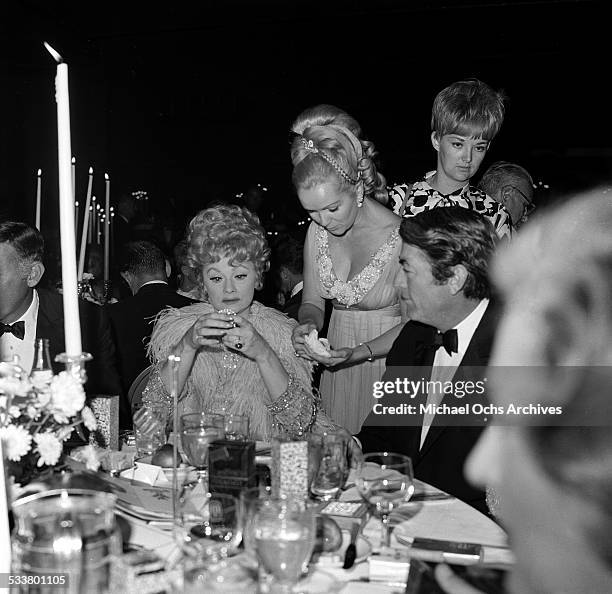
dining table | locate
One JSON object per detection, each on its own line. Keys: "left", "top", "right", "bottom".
{"left": 99, "top": 450, "right": 512, "bottom": 594}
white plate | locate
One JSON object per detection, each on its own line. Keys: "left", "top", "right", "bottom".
{"left": 316, "top": 530, "right": 371, "bottom": 568}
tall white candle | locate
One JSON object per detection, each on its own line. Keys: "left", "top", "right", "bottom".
{"left": 78, "top": 167, "right": 93, "bottom": 280}
{"left": 75, "top": 200, "right": 79, "bottom": 233}
{"left": 71, "top": 156, "right": 76, "bottom": 204}
{"left": 35, "top": 168, "right": 42, "bottom": 230}
{"left": 87, "top": 204, "right": 93, "bottom": 243}
{"left": 104, "top": 173, "right": 110, "bottom": 281}
{"left": 45, "top": 42, "right": 82, "bottom": 356}
{"left": 0, "top": 442, "right": 11, "bottom": 573}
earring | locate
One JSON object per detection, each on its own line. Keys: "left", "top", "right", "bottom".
{"left": 357, "top": 195, "right": 364, "bottom": 208}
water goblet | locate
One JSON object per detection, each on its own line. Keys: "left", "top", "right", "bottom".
{"left": 252, "top": 496, "right": 316, "bottom": 594}
{"left": 180, "top": 412, "right": 225, "bottom": 484}
{"left": 355, "top": 452, "right": 414, "bottom": 549}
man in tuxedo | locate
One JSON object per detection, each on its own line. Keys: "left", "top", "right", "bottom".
{"left": 0, "top": 221, "right": 121, "bottom": 397}
{"left": 273, "top": 235, "right": 304, "bottom": 321}
{"left": 105, "top": 241, "right": 195, "bottom": 426}
{"left": 357, "top": 207, "right": 499, "bottom": 513}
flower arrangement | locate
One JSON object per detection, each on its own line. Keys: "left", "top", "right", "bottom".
{"left": 0, "top": 369, "right": 97, "bottom": 485}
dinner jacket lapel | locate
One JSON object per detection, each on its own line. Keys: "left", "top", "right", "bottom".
{"left": 417, "top": 302, "right": 500, "bottom": 460}
{"left": 35, "top": 289, "right": 66, "bottom": 374}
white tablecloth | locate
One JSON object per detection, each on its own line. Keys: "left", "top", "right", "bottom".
{"left": 124, "top": 478, "right": 509, "bottom": 594}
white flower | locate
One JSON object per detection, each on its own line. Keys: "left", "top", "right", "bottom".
{"left": 34, "top": 432, "right": 63, "bottom": 467}
{"left": 8, "top": 405, "right": 21, "bottom": 418}
{"left": 0, "top": 425, "right": 33, "bottom": 461}
{"left": 81, "top": 406, "right": 97, "bottom": 431}
{"left": 49, "top": 372, "right": 86, "bottom": 422}
{"left": 0, "top": 376, "right": 32, "bottom": 397}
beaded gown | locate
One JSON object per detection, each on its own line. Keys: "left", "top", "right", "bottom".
{"left": 304, "top": 222, "right": 402, "bottom": 433}
{"left": 141, "top": 301, "right": 334, "bottom": 440}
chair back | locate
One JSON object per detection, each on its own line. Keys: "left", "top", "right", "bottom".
{"left": 128, "top": 365, "right": 153, "bottom": 413}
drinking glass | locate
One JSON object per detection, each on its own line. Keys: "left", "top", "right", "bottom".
{"left": 252, "top": 496, "right": 316, "bottom": 594}
{"left": 12, "top": 489, "right": 122, "bottom": 594}
{"left": 309, "top": 431, "right": 350, "bottom": 501}
{"left": 177, "top": 491, "right": 243, "bottom": 561}
{"left": 180, "top": 413, "right": 225, "bottom": 483}
{"left": 355, "top": 452, "right": 414, "bottom": 549}
{"left": 133, "top": 402, "right": 168, "bottom": 458}
{"left": 223, "top": 414, "right": 249, "bottom": 441}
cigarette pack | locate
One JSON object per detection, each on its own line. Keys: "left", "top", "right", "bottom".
{"left": 271, "top": 438, "right": 309, "bottom": 499}
{"left": 208, "top": 439, "right": 256, "bottom": 498}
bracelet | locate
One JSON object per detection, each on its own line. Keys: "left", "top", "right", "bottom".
{"left": 359, "top": 342, "right": 374, "bottom": 362}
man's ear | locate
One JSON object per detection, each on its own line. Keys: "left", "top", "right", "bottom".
{"left": 431, "top": 131, "right": 441, "bottom": 152}
{"left": 26, "top": 262, "right": 45, "bottom": 287}
{"left": 500, "top": 185, "right": 513, "bottom": 203}
{"left": 165, "top": 259, "right": 172, "bottom": 279}
{"left": 448, "top": 264, "right": 468, "bottom": 296}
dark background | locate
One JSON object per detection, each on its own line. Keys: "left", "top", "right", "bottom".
{"left": 1, "top": 0, "right": 610, "bottom": 239}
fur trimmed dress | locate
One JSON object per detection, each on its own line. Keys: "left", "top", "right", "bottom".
{"left": 142, "top": 301, "right": 335, "bottom": 440}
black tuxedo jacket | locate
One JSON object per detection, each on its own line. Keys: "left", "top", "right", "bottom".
{"left": 282, "top": 289, "right": 302, "bottom": 322}
{"left": 105, "top": 283, "right": 194, "bottom": 397}
{"left": 36, "top": 288, "right": 122, "bottom": 399}
{"left": 357, "top": 302, "right": 500, "bottom": 514}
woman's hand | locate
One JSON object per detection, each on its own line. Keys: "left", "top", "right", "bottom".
{"left": 223, "top": 314, "right": 271, "bottom": 362}
{"left": 184, "top": 312, "right": 237, "bottom": 350}
{"left": 291, "top": 322, "right": 318, "bottom": 359}
{"left": 434, "top": 564, "right": 486, "bottom": 594}
{"left": 307, "top": 346, "right": 353, "bottom": 367}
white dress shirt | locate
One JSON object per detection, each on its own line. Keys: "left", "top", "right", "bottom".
{"left": 0, "top": 290, "right": 39, "bottom": 374}
{"left": 290, "top": 281, "right": 304, "bottom": 299}
{"left": 420, "top": 299, "right": 489, "bottom": 448}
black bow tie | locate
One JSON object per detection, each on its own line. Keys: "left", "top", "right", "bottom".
{"left": 431, "top": 328, "right": 458, "bottom": 356}
{"left": 0, "top": 321, "right": 25, "bottom": 340}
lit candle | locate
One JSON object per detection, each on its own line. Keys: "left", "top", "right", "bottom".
{"left": 44, "top": 42, "right": 82, "bottom": 356}
{"left": 104, "top": 172, "right": 110, "bottom": 281}
{"left": 78, "top": 182, "right": 93, "bottom": 282}
{"left": 87, "top": 204, "right": 93, "bottom": 243}
{"left": 71, "top": 155, "right": 76, "bottom": 204}
{"left": 96, "top": 203, "right": 101, "bottom": 244}
{"left": 35, "top": 168, "right": 42, "bottom": 230}
{"left": 75, "top": 200, "right": 79, "bottom": 233}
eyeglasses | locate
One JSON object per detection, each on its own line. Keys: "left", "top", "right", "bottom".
{"left": 501, "top": 185, "right": 535, "bottom": 216}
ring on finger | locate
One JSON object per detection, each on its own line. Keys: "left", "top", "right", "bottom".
{"left": 235, "top": 337, "right": 243, "bottom": 349}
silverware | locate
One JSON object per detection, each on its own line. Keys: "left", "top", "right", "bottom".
{"left": 342, "top": 521, "right": 360, "bottom": 569}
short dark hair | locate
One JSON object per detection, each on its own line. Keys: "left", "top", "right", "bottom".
{"left": 272, "top": 235, "right": 304, "bottom": 275}
{"left": 0, "top": 221, "right": 44, "bottom": 264}
{"left": 399, "top": 207, "right": 495, "bottom": 300}
{"left": 118, "top": 240, "right": 167, "bottom": 276}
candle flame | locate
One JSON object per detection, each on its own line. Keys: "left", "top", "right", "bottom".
{"left": 104, "top": 173, "right": 109, "bottom": 181}
{"left": 71, "top": 156, "right": 76, "bottom": 164}
{"left": 92, "top": 195, "right": 96, "bottom": 201}
{"left": 75, "top": 201, "right": 79, "bottom": 207}
{"left": 43, "top": 42, "right": 63, "bottom": 64}
{"left": 88, "top": 167, "right": 93, "bottom": 174}
{"left": 37, "top": 169, "right": 42, "bottom": 176}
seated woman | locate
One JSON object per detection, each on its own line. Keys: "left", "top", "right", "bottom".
{"left": 436, "top": 189, "right": 612, "bottom": 593}
{"left": 141, "top": 203, "right": 336, "bottom": 440}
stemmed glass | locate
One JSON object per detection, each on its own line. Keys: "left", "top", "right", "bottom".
{"left": 355, "top": 452, "right": 414, "bottom": 549}
{"left": 180, "top": 413, "right": 225, "bottom": 484}
{"left": 251, "top": 496, "right": 316, "bottom": 594}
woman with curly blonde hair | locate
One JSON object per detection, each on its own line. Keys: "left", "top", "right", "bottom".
{"left": 289, "top": 104, "right": 403, "bottom": 433}
{"left": 142, "top": 204, "right": 336, "bottom": 439}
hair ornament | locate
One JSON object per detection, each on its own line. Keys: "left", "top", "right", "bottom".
{"left": 301, "top": 137, "right": 319, "bottom": 153}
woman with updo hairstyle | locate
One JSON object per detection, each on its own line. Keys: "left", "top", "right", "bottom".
{"left": 289, "top": 104, "right": 403, "bottom": 433}
{"left": 142, "top": 203, "right": 337, "bottom": 439}
{"left": 436, "top": 190, "right": 612, "bottom": 594}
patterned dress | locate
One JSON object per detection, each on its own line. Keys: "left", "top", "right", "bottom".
{"left": 305, "top": 222, "right": 402, "bottom": 433}
{"left": 388, "top": 171, "right": 513, "bottom": 240}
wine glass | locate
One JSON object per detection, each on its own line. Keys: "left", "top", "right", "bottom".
{"left": 355, "top": 452, "right": 414, "bottom": 549}
{"left": 180, "top": 413, "right": 225, "bottom": 484}
{"left": 252, "top": 496, "right": 316, "bottom": 594}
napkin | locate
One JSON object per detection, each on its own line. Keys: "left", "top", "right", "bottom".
{"left": 123, "top": 462, "right": 170, "bottom": 486}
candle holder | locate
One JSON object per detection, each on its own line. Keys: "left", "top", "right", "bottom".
{"left": 77, "top": 278, "right": 93, "bottom": 301}
{"left": 55, "top": 352, "right": 93, "bottom": 385}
